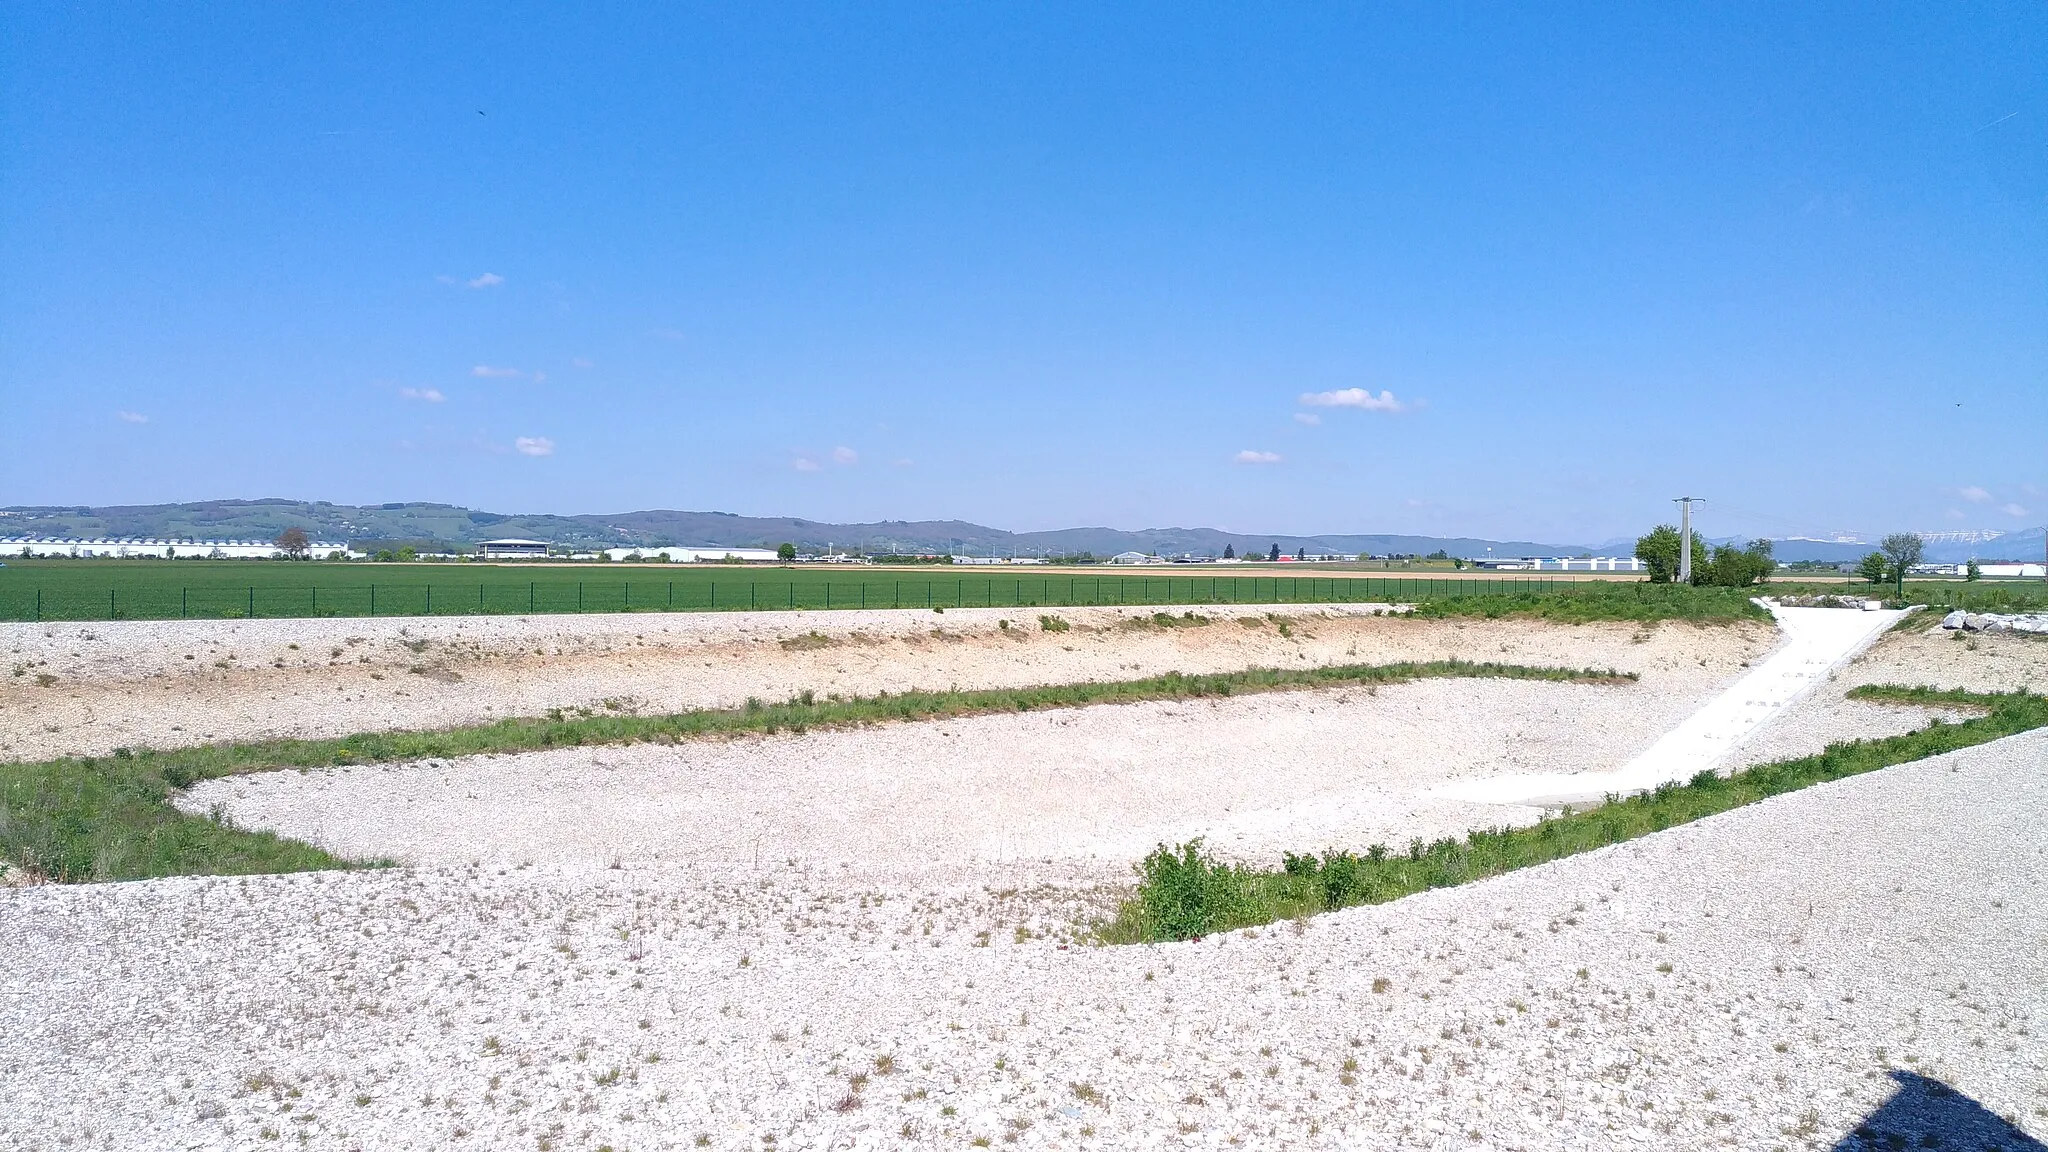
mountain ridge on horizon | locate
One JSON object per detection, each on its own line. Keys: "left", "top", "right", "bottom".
{"left": 3, "top": 499, "right": 2038, "bottom": 563}
{"left": 0, "top": 498, "right": 1596, "bottom": 559}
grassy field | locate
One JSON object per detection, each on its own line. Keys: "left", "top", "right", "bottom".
{"left": 0, "top": 658, "right": 1627, "bottom": 883}
{"left": 0, "top": 558, "right": 1622, "bottom": 622}
{"left": 1100, "top": 685, "right": 2048, "bottom": 943}
{"left": 2, "top": 558, "right": 2038, "bottom": 624}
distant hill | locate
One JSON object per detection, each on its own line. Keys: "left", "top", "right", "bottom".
{"left": 0, "top": 499, "right": 1598, "bottom": 559}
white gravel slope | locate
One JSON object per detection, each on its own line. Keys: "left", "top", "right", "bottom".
{"left": 5, "top": 731, "right": 2044, "bottom": 1151}
{"left": 179, "top": 676, "right": 1692, "bottom": 878}
{"left": 0, "top": 607, "right": 1767, "bottom": 761}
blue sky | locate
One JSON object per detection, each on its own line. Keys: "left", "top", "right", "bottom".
{"left": 3, "top": 3, "right": 2043, "bottom": 545}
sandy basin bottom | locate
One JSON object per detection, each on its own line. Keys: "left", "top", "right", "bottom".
{"left": 185, "top": 676, "right": 1687, "bottom": 878}
{"left": 8, "top": 732, "right": 2045, "bottom": 1151}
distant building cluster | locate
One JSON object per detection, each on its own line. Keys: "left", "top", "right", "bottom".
{"left": 3, "top": 536, "right": 350, "bottom": 559}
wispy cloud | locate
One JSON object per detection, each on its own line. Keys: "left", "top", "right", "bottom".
{"left": 651, "top": 326, "right": 688, "bottom": 342}
{"left": 467, "top": 272, "right": 504, "bottom": 288}
{"left": 830, "top": 446, "right": 859, "bottom": 465}
{"left": 793, "top": 457, "right": 822, "bottom": 472}
{"left": 1234, "top": 449, "right": 1283, "bottom": 465}
{"left": 116, "top": 410, "right": 148, "bottom": 424}
{"left": 1960, "top": 485, "right": 1992, "bottom": 503}
{"left": 398, "top": 387, "right": 445, "bottom": 403}
{"left": 1292, "top": 412, "right": 1322, "bottom": 425}
{"left": 472, "top": 365, "right": 521, "bottom": 378}
{"left": 514, "top": 436, "right": 554, "bottom": 457}
{"left": 1299, "top": 388, "right": 1405, "bottom": 412}
{"left": 2002, "top": 503, "right": 2030, "bottom": 518}
{"left": 571, "top": 357, "right": 594, "bottom": 369}
{"left": 1944, "top": 508, "right": 1966, "bottom": 521}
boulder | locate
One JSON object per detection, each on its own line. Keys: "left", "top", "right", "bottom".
{"left": 1942, "top": 610, "right": 1967, "bottom": 629}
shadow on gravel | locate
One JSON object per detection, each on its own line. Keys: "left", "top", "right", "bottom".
{"left": 1832, "top": 1071, "right": 2043, "bottom": 1151}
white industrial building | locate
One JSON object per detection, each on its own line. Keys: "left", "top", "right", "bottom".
{"left": 475, "top": 539, "right": 552, "bottom": 559}
{"left": 1472, "top": 556, "right": 1646, "bottom": 572}
{"left": 2, "top": 536, "right": 351, "bottom": 559}
{"left": 599, "top": 546, "right": 783, "bottom": 563}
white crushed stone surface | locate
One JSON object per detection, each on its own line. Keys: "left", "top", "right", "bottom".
{"left": 0, "top": 606, "right": 1766, "bottom": 762}
{"left": 3, "top": 731, "right": 2043, "bottom": 1150}
{"left": 181, "top": 676, "right": 1682, "bottom": 877}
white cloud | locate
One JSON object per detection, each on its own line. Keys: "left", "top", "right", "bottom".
{"left": 1234, "top": 450, "right": 1283, "bottom": 465}
{"left": 1299, "top": 388, "right": 1405, "bottom": 412}
{"left": 571, "top": 357, "right": 594, "bottom": 369}
{"left": 467, "top": 272, "right": 504, "bottom": 288}
{"left": 1293, "top": 412, "right": 1322, "bottom": 425}
{"left": 1960, "top": 485, "right": 1992, "bottom": 503}
{"left": 472, "top": 365, "right": 521, "bottom": 378}
{"left": 398, "top": 387, "right": 445, "bottom": 403}
{"left": 2001, "top": 503, "right": 2030, "bottom": 518}
{"left": 116, "top": 410, "right": 148, "bottom": 424}
{"left": 830, "top": 446, "right": 859, "bottom": 465}
{"left": 514, "top": 436, "right": 555, "bottom": 457}
{"left": 1944, "top": 508, "right": 1966, "bottom": 521}
{"left": 793, "top": 457, "right": 822, "bottom": 472}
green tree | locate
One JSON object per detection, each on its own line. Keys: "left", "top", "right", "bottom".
{"left": 1267, "top": 543, "right": 1280, "bottom": 562}
{"left": 1857, "top": 551, "right": 1890, "bottom": 584}
{"left": 1635, "top": 525, "right": 1708, "bottom": 584}
{"left": 776, "top": 542, "right": 797, "bottom": 561}
{"left": 1879, "top": 533, "right": 1923, "bottom": 596}
{"left": 274, "top": 527, "right": 310, "bottom": 560}
{"left": 1965, "top": 558, "right": 1981, "bottom": 581}
{"left": 396, "top": 546, "right": 418, "bottom": 562}
{"left": 1697, "top": 538, "right": 1775, "bottom": 587}
{"left": 1222, "top": 544, "right": 1235, "bottom": 559}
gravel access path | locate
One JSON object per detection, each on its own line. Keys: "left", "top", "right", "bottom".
{"left": 5, "top": 730, "right": 2042, "bottom": 1151}
{"left": 1439, "top": 604, "right": 1907, "bottom": 806}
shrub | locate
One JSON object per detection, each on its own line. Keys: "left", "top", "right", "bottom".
{"left": 1038, "top": 614, "right": 1069, "bottom": 633}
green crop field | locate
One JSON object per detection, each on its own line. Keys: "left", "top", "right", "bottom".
{"left": 0, "top": 559, "right": 1608, "bottom": 622}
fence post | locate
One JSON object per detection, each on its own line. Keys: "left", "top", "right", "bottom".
{"left": 371, "top": 584, "right": 376, "bottom": 615}
{"left": 530, "top": 582, "right": 535, "bottom": 612}
{"left": 182, "top": 587, "right": 187, "bottom": 618}
{"left": 313, "top": 587, "right": 318, "bottom": 616}
{"left": 248, "top": 586, "right": 254, "bottom": 619}
{"left": 110, "top": 588, "right": 115, "bottom": 620}
{"left": 578, "top": 583, "right": 583, "bottom": 612}
{"left": 35, "top": 589, "right": 40, "bottom": 621}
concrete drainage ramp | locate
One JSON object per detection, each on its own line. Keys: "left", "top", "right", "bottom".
{"left": 1435, "top": 601, "right": 1909, "bottom": 808}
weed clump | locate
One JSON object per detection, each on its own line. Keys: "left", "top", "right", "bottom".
{"left": 1038, "top": 614, "right": 1069, "bottom": 633}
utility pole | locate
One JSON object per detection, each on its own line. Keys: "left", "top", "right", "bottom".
{"left": 1674, "top": 497, "right": 1701, "bottom": 584}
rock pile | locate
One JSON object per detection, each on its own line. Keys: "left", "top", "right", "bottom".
{"left": 1939, "top": 610, "right": 2048, "bottom": 634}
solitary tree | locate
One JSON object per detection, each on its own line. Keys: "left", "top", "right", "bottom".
{"left": 1965, "top": 558, "right": 1982, "bottom": 582}
{"left": 1635, "top": 525, "right": 1708, "bottom": 584}
{"left": 1295, "top": 546, "right": 1306, "bottom": 561}
{"left": 274, "top": 527, "right": 310, "bottom": 560}
{"left": 1267, "top": 543, "right": 1280, "bottom": 562}
{"left": 776, "top": 542, "right": 797, "bottom": 561}
{"left": 1857, "top": 551, "right": 1890, "bottom": 585}
{"left": 1223, "top": 544, "right": 1235, "bottom": 559}
{"left": 1879, "top": 532, "right": 1923, "bottom": 596}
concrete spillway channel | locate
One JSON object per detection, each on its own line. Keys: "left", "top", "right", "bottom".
{"left": 1434, "top": 601, "right": 1911, "bottom": 809}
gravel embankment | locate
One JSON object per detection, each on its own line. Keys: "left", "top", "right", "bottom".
{"left": 5, "top": 730, "right": 2043, "bottom": 1150}
{"left": 0, "top": 607, "right": 1771, "bottom": 761}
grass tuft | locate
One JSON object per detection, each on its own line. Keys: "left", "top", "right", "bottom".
{"left": 1100, "top": 687, "right": 2048, "bottom": 943}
